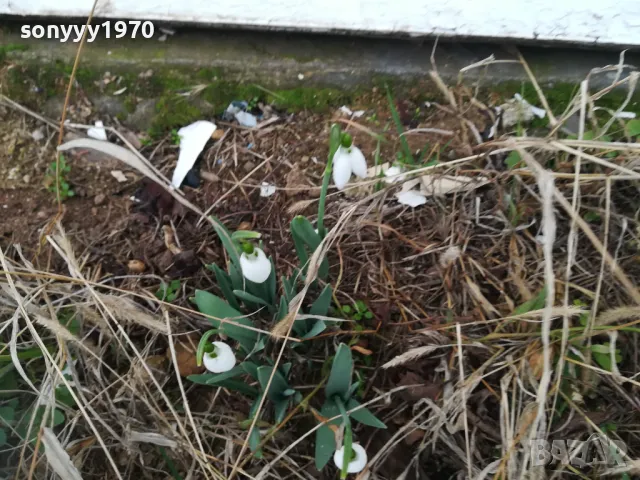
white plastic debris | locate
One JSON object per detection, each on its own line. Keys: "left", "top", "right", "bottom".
{"left": 614, "top": 111, "right": 636, "bottom": 119}
{"left": 500, "top": 94, "right": 546, "bottom": 128}
{"left": 396, "top": 190, "right": 427, "bottom": 207}
{"left": 439, "top": 245, "right": 461, "bottom": 268}
{"left": 113, "top": 87, "right": 127, "bottom": 96}
{"left": 260, "top": 182, "right": 276, "bottom": 197}
{"left": 111, "top": 170, "right": 128, "bottom": 183}
{"left": 235, "top": 111, "right": 258, "bottom": 128}
{"left": 338, "top": 106, "right": 366, "bottom": 118}
{"left": 297, "top": 73, "right": 305, "bottom": 80}
{"left": 87, "top": 121, "right": 108, "bottom": 141}
{"left": 31, "top": 127, "right": 45, "bottom": 142}
{"left": 172, "top": 120, "right": 217, "bottom": 188}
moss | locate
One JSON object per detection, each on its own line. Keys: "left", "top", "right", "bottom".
{"left": 149, "top": 95, "right": 203, "bottom": 138}
{"left": 0, "top": 43, "right": 29, "bottom": 63}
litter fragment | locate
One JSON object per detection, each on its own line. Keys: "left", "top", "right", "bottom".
{"left": 235, "top": 111, "right": 257, "bottom": 128}
{"left": 111, "top": 170, "right": 128, "bottom": 183}
{"left": 113, "top": 87, "right": 127, "bottom": 96}
{"left": 223, "top": 101, "right": 248, "bottom": 121}
{"left": 172, "top": 120, "right": 217, "bottom": 188}
{"left": 338, "top": 105, "right": 365, "bottom": 118}
{"left": 396, "top": 190, "right": 427, "bottom": 207}
{"left": 260, "top": 182, "right": 276, "bottom": 197}
{"left": 614, "top": 111, "right": 636, "bottom": 119}
{"left": 31, "top": 127, "right": 45, "bottom": 142}
{"left": 500, "top": 94, "right": 546, "bottom": 128}
{"left": 87, "top": 121, "right": 108, "bottom": 141}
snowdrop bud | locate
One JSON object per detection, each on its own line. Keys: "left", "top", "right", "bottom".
{"left": 332, "top": 148, "right": 353, "bottom": 190}
{"left": 333, "top": 443, "right": 367, "bottom": 474}
{"left": 203, "top": 341, "right": 236, "bottom": 373}
{"left": 240, "top": 247, "right": 272, "bottom": 283}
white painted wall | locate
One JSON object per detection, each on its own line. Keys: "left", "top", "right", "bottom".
{"left": 2, "top": 0, "right": 640, "bottom": 46}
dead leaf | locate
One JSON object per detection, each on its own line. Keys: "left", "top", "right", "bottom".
{"left": 419, "top": 175, "right": 488, "bottom": 197}
{"left": 169, "top": 333, "right": 205, "bottom": 377}
{"left": 310, "top": 407, "right": 339, "bottom": 434}
{"left": 42, "top": 428, "right": 84, "bottom": 480}
{"left": 351, "top": 345, "right": 373, "bottom": 356}
{"left": 397, "top": 371, "right": 441, "bottom": 402}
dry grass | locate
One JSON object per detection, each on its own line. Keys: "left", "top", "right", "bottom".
{"left": 0, "top": 43, "right": 640, "bottom": 480}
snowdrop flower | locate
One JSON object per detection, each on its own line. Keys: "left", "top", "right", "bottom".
{"left": 239, "top": 244, "right": 272, "bottom": 283}
{"left": 172, "top": 120, "right": 217, "bottom": 188}
{"left": 333, "top": 443, "right": 367, "bottom": 474}
{"left": 332, "top": 134, "right": 367, "bottom": 190}
{"left": 202, "top": 341, "right": 236, "bottom": 373}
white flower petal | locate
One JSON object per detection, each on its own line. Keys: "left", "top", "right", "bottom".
{"left": 333, "top": 443, "right": 368, "bottom": 473}
{"left": 260, "top": 182, "right": 276, "bottom": 197}
{"left": 240, "top": 248, "right": 272, "bottom": 283}
{"left": 172, "top": 120, "right": 217, "bottom": 188}
{"left": 87, "top": 121, "right": 108, "bottom": 141}
{"left": 396, "top": 190, "right": 427, "bottom": 207}
{"left": 384, "top": 165, "right": 405, "bottom": 184}
{"left": 332, "top": 148, "right": 352, "bottom": 190}
{"left": 347, "top": 146, "right": 368, "bottom": 178}
{"left": 203, "top": 341, "right": 236, "bottom": 373}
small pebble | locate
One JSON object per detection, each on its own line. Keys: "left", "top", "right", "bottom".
{"left": 37, "top": 211, "right": 48, "bottom": 219}
{"left": 22, "top": 174, "right": 31, "bottom": 184}
{"left": 128, "top": 260, "right": 146, "bottom": 273}
{"left": 94, "top": 193, "right": 106, "bottom": 205}
{"left": 301, "top": 155, "right": 309, "bottom": 163}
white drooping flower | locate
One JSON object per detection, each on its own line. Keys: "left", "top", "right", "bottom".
{"left": 172, "top": 120, "right": 217, "bottom": 188}
{"left": 333, "top": 443, "right": 368, "bottom": 474}
{"left": 203, "top": 341, "right": 236, "bottom": 373}
{"left": 240, "top": 247, "right": 272, "bottom": 283}
{"left": 332, "top": 145, "right": 368, "bottom": 190}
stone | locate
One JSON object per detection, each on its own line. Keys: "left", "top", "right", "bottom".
{"left": 126, "top": 99, "right": 157, "bottom": 131}
{"left": 94, "top": 193, "right": 106, "bottom": 205}
{"left": 42, "top": 97, "right": 65, "bottom": 120}
{"left": 91, "top": 95, "right": 127, "bottom": 117}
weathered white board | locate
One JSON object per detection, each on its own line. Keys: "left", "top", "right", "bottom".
{"left": 2, "top": 0, "right": 640, "bottom": 46}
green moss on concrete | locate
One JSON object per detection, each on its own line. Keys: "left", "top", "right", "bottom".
{"left": 0, "top": 43, "right": 29, "bottom": 63}
{"left": 149, "top": 95, "right": 203, "bottom": 138}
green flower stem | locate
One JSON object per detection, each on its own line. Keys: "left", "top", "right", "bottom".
{"left": 196, "top": 329, "right": 218, "bottom": 366}
{"left": 334, "top": 396, "right": 352, "bottom": 479}
{"left": 317, "top": 124, "right": 342, "bottom": 239}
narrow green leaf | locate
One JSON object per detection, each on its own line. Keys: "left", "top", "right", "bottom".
{"left": 241, "top": 361, "right": 259, "bottom": 380}
{"left": 228, "top": 263, "right": 244, "bottom": 291}
{"left": 194, "top": 290, "right": 257, "bottom": 352}
{"left": 282, "top": 277, "right": 296, "bottom": 304}
{"left": 210, "top": 216, "right": 241, "bottom": 269}
{"left": 291, "top": 220, "right": 309, "bottom": 268}
{"left": 267, "top": 258, "right": 277, "bottom": 305}
{"left": 274, "top": 398, "right": 290, "bottom": 424}
{"left": 187, "top": 373, "right": 215, "bottom": 385}
{"left": 212, "top": 264, "right": 240, "bottom": 310}
{"left": 302, "top": 320, "right": 326, "bottom": 339}
{"left": 231, "top": 230, "right": 262, "bottom": 241}
{"left": 53, "top": 409, "right": 65, "bottom": 427}
{"left": 248, "top": 426, "right": 263, "bottom": 458}
{"left": 189, "top": 376, "right": 258, "bottom": 396}
{"left": 326, "top": 343, "right": 353, "bottom": 401}
{"left": 514, "top": 287, "right": 547, "bottom": 315}
{"left": 0, "top": 428, "right": 6, "bottom": 447}
{"left": 276, "top": 296, "right": 289, "bottom": 322}
{"left": 385, "top": 84, "right": 413, "bottom": 164}
{"left": 505, "top": 151, "right": 522, "bottom": 169}
{"left": 346, "top": 398, "right": 386, "bottom": 428}
{"left": 310, "top": 285, "right": 332, "bottom": 317}
{"left": 233, "top": 290, "right": 269, "bottom": 307}
{"left": 314, "top": 401, "right": 340, "bottom": 470}
{"left": 205, "top": 365, "right": 245, "bottom": 383}
{"left": 257, "top": 366, "right": 289, "bottom": 401}
{"left": 291, "top": 216, "right": 329, "bottom": 279}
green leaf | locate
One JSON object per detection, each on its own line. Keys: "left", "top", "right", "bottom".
{"left": 194, "top": 290, "right": 257, "bottom": 352}
{"left": 314, "top": 401, "right": 340, "bottom": 470}
{"left": 302, "top": 320, "right": 327, "bottom": 339}
{"left": 188, "top": 374, "right": 258, "bottom": 396}
{"left": 591, "top": 343, "right": 621, "bottom": 372}
{"left": 505, "top": 151, "right": 522, "bottom": 169}
{"left": 267, "top": 258, "right": 277, "bottom": 306}
{"left": 241, "top": 361, "right": 259, "bottom": 380}
{"left": 514, "top": 287, "right": 547, "bottom": 315}
{"left": 628, "top": 119, "right": 640, "bottom": 137}
{"left": 53, "top": 408, "right": 65, "bottom": 427}
{"left": 209, "top": 216, "right": 241, "bottom": 269}
{"left": 282, "top": 277, "right": 296, "bottom": 304}
{"left": 274, "top": 398, "right": 290, "bottom": 424}
{"left": 341, "top": 305, "right": 352, "bottom": 314}
{"left": 326, "top": 343, "right": 353, "bottom": 401}
{"left": 310, "top": 285, "right": 332, "bottom": 317}
{"left": 290, "top": 216, "right": 329, "bottom": 280}
{"left": 257, "top": 366, "right": 289, "bottom": 401}
{"left": 248, "top": 426, "right": 263, "bottom": 458}
{"left": 228, "top": 263, "right": 244, "bottom": 292}
{"left": 0, "top": 428, "right": 6, "bottom": 447}
{"left": 211, "top": 264, "right": 240, "bottom": 310}
{"left": 385, "top": 85, "right": 413, "bottom": 164}
{"left": 0, "top": 406, "right": 15, "bottom": 423}
{"left": 233, "top": 290, "right": 270, "bottom": 307}
{"left": 346, "top": 398, "right": 386, "bottom": 428}
{"left": 206, "top": 365, "right": 245, "bottom": 383}
{"left": 231, "top": 230, "right": 262, "bottom": 242}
